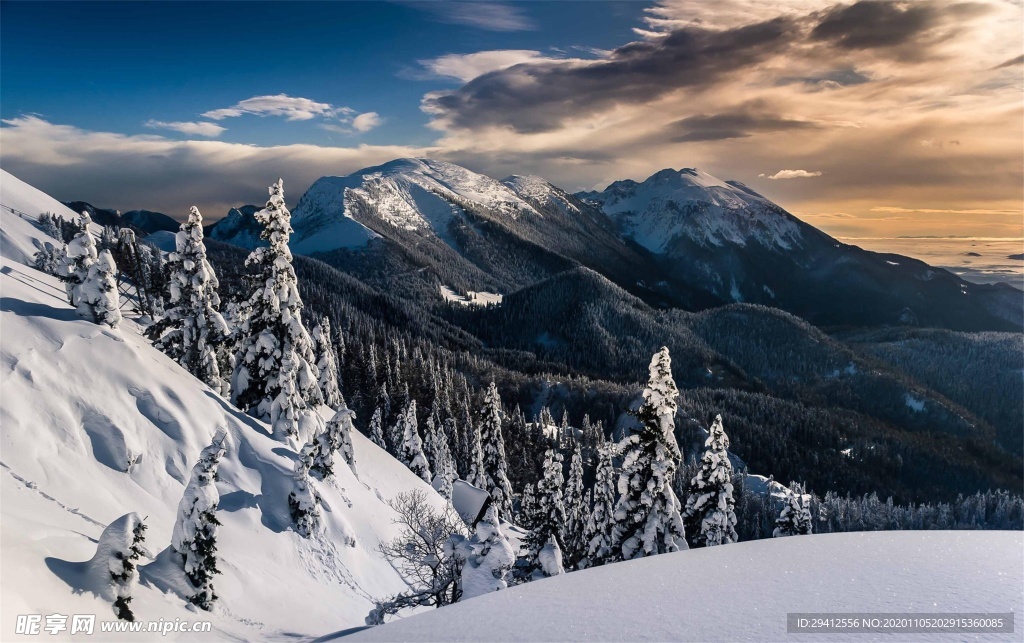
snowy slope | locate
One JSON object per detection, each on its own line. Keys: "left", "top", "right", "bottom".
{"left": 0, "top": 173, "right": 447, "bottom": 640}
{"left": 347, "top": 531, "right": 1022, "bottom": 642}
{"left": 288, "top": 158, "right": 537, "bottom": 253}
{"left": 0, "top": 170, "right": 82, "bottom": 264}
{"left": 578, "top": 168, "right": 803, "bottom": 253}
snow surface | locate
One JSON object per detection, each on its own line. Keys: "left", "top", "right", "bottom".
{"left": 288, "top": 159, "right": 538, "bottom": 254}
{"left": 348, "top": 531, "right": 1023, "bottom": 642}
{"left": 439, "top": 285, "right": 503, "bottom": 307}
{"left": 580, "top": 168, "right": 803, "bottom": 254}
{"left": 0, "top": 170, "right": 81, "bottom": 264}
{"left": 0, "top": 173, "right": 448, "bottom": 640}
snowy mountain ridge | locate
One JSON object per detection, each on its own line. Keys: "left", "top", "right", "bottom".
{"left": 290, "top": 158, "right": 540, "bottom": 253}
{"left": 576, "top": 167, "right": 803, "bottom": 253}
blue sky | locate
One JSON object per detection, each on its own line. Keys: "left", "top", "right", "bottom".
{"left": 1, "top": 1, "right": 640, "bottom": 147}
{"left": 1, "top": 1, "right": 1021, "bottom": 239}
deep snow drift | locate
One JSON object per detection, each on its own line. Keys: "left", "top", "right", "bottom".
{"left": 0, "top": 170, "right": 446, "bottom": 640}
{"left": 347, "top": 530, "right": 1022, "bottom": 642}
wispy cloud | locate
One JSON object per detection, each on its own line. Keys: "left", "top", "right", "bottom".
{"left": 412, "top": 1, "right": 535, "bottom": 32}
{"left": 415, "top": 50, "right": 560, "bottom": 82}
{"left": 202, "top": 94, "right": 352, "bottom": 121}
{"left": 0, "top": 115, "right": 430, "bottom": 215}
{"left": 144, "top": 120, "right": 226, "bottom": 137}
{"left": 871, "top": 206, "right": 1021, "bottom": 216}
{"left": 759, "top": 169, "right": 823, "bottom": 179}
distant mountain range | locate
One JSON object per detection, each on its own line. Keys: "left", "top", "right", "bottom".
{"left": 203, "top": 158, "right": 1021, "bottom": 332}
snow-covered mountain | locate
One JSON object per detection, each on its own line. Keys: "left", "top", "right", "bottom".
{"left": 579, "top": 167, "right": 1023, "bottom": 330}
{"left": 205, "top": 159, "right": 1021, "bottom": 331}
{"left": 0, "top": 169, "right": 448, "bottom": 639}
{"left": 577, "top": 167, "right": 802, "bottom": 254}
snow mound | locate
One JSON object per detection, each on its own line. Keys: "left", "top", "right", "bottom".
{"left": 0, "top": 169, "right": 82, "bottom": 264}
{"left": 347, "top": 531, "right": 1022, "bottom": 642}
{"left": 0, "top": 177, "right": 447, "bottom": 639}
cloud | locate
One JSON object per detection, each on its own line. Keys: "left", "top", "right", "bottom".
{"left": 993, "top": 54, "right": 1024, "bottom": 69}
{"left": 669, "top": 102, "right": 820, "bottom": 141}
{"left": 759, "top": 170, "right": 823, "bottom": 179}
{"left": 871, "top": 206, "right": 1021, "bottom": 216}
{"left": 0, "top": 116, "right": 431, "bottom": 216}
{"left": 144, "top": 120, "right": 226, "bottom": 138}
{"left": 415, "top": 50, "right": 561, "bottom": 82}
{"left": 202, "top": 94, "right": 349, "bottom": 121}
{"left": 352, "top": 112, "right": 383, "bottom": 132}
{"left": 423, "top": 17, "right": 798, "bottom": 133}
{"left": 411, "top": 1, "right": 535, "bottom": 32}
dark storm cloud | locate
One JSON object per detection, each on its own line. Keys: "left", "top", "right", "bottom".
{"left": 423, "top": 17, "right": 798, "bottom": 133}
{"left": 668, "top": 104, "right": 821, "bottom": 142}
{"left": 424, "top": 1, "right": 992, "bottom": 134}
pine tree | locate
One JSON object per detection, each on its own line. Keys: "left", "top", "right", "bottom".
{"left": 398, "top": 400, "right": 431, "bottom": 483}
{"left": 95, "top": 513, "right": 148, "bottom": 621}
{"left": 311, "top": 316, "right": 344, "bottom": 410}
{"left": 34, "top": 241, "right": 66, "bottom": 275}
{"left": 582, "top": 441, "right": 617, "bottom": 567}
{"left": 478, "top": 382, "right": 514, "bottom": 520}
{"left": 310, "top": 406, "right": 357, "bottom": 479}
{"left": 774, "top": 483, "right": 813, "bottom": 537}
{"left": 683, "top": 414, "right": 738, "bottom": 547}
{"left": 230, "top": 179, "right": 323, "bottom": 439}
{"left": 452, "top": 505, "right": 515, "bottom": 599}
{"left": 59, "top": 211, "right": 96, "bottom": 308}
{"left": 148, "top": 207, "right": 229, "bottom": 395}
{"left": 368, "top": 406, "right": 387, "bottom": 449}
{"left": 563, "top": 440, "right": 586, "bottom": 567}
{"left": 80, "top": 249, "right": 123, "bottom": 328}
{"left": 171, "top": 430, "right": 227, "bottom": 610}
{"left": 432, "top": 428, "right": 457, "bottom": 500}
{"left": 466, "top": 414, "right": 486, "bottom": 490}
{"left": 520, "top": 483, "right": 537, "bottom": 528}
{"left": 611, "top": 347, "right": 688, "bottom": 560}
{"left": 525, "top": 448, "right": 567, "bottom": 577}
{"left": 289, "top": 441, "right": 322, "bottom": 537}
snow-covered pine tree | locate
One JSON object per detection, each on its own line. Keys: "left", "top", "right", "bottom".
{"left": 465, "top": 414, "right": 486, "bottom": 490}
{"left": 59, "top": 211, "right": 96, "bottom": 307}
{"left": 563, "top": 439, "right": 586, "bottom": 567}
{"left": 34, "top": 241, "right": 66, "bottom": 275}
{"left": 93, "top": 513, "right": 148, "bottom": 621}
{"left": 80, "top": 249, "right": 122, "bottom": 328}
{"left": 582, "top": 441, "right": 617, "bottom": 567}
{"left": 519, "top": 483, "right": 537, "bottom": 528}
{"left": 311, "top": 316, "right": 344, "bottom": 410}
{"left": 611, "top": 347, "right": 688, "bottom": 560}
{"left": 452, "top": 505, "right": 515, "bottom": 599}
{"left": 774, "top": 482, "right": 813, "bottom": 537}
{"left": 289, "top": 441, "right": 322, "bottom": 537}
{"left": 171, "top": 429, "right": 227, "bottom": 610}
{"left": 397, "top": 400, "right": 431, "bottom": 483}
{"left": 431, "top": 429, "right": 456, "bottom": 500}
{"left": 478, "top": 382, "right": 514, "bottom": 520}
{"left": 230, "top": 180, "right": 323, "bottom": 439}
{"left": 525, "top": 448, "right": 567, "bottom": 577}
{"left": 368, "top": 406, "right": 387, "bottom": 449}
{"left": 148, "top": 207, "right": 230, "bottom": 396}
{"left": 422, "top": 412, "right": 440, "bottom": 473}
{"left": 683, "top": 414, "right": 738, "bottom": 547}
{"left": 310, "top": 406, "right": 357, "bottom": 479}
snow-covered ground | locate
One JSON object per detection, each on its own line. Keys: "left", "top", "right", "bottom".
{"left": 439, "top": 285, "right": 503, "bottom": 307}
{"left": 346, "top": 530, "right": 1022, "bottom": 642}
{"left": 0, "top": 170, "right": 445, "bottom": 640}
